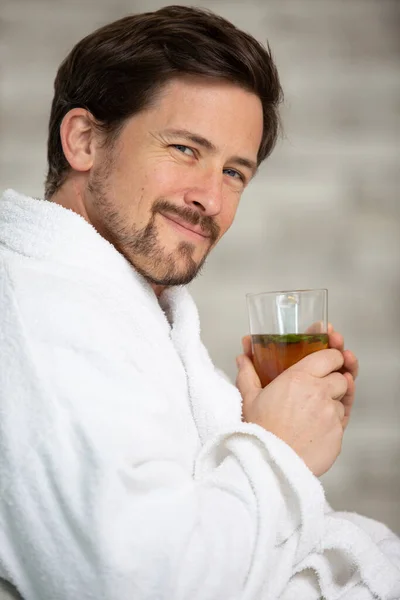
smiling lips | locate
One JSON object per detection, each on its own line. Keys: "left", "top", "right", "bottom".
{"left": 161, "top": 213, "right": 211, "bottom": 240}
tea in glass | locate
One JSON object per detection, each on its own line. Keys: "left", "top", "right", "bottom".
{"left": 252, "top": 333, "right": 329, "bottom": 387}
{"left": 246, "top": 289, "right": 328, "bottom": 387}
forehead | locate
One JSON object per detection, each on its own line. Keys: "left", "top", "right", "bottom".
{"left": 142, "top": 76, "right": 264, "bottom": 154}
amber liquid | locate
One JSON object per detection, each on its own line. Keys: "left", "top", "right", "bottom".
{"left": 252, "top": 333, "right": 329, "bottom": 387}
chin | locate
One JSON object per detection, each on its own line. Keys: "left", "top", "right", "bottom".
{"left": 122, "top": 237, "right": 208, "bottom": 287}
{"left": 142, "top": 257, "right": 205, "bottom": 287}
{"left": 146, "top": 266, "right": 200, "bottom": 287}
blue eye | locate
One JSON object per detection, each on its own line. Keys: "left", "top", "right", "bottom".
{"left": 224, "top": 168, "right": 244, "bottom": 181}
{"left": 172, "top": 144, "right": 195, "bottom": 157}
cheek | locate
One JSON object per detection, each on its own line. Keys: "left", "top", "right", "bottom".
{"left": 104, "top": 172, "right": 152, "bottom": 229}
{"left": 149, "top": 157, "right": 184, "bottom": 185}
{"left": 138, "top": 161, "right": 189, "bottom": 207}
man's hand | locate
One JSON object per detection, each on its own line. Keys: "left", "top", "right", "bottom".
{"left": 327, "top": 324, "right": 359, "bottom": 430}
{"left": 236, "top": 326, "right": 359, "bottom": 477}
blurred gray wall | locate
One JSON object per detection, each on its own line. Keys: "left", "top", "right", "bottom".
{"left": 1, "top": 0, "right": 399, "bottom": 532}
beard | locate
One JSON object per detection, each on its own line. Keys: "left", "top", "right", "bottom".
{"left": 87, "top": 166, "right": 220, "bottom": 287}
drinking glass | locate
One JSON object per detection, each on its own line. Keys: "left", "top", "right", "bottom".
{"left": 246, "top": 289, "right": 328, "bottom": 387}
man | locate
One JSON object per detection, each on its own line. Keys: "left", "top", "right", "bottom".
{"left": 0, "top": 6, "right": 399, "bottom": 599}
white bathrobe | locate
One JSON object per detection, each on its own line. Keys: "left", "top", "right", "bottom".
{"left": 0, "top": 189, "right": 399, "bottom": 600}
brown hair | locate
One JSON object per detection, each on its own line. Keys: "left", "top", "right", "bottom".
{"left": 45, "top": 5, "right": 283, "bottom": 199}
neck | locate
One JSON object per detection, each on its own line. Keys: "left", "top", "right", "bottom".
{"left": 50, "top": 178, "right": 91, "bottom": 225}
{"left": 152, "top": 284, "right": 167, "bottom": 298}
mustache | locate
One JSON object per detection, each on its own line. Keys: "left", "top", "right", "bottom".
{"left": 153, "top": 199, "right": 220, "bottom": 243}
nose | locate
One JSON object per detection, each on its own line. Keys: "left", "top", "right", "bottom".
{"left": 183, "top": 170, "right": 223, "bottom": 217}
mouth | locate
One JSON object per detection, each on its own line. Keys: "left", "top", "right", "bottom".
{"left": 160, "top": 213, "right": 211, "bottom": 241}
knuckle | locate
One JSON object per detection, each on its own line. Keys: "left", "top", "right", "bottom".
{"left": 334, "top": 372, "right": 348, "bottom": 394}
{"left": 323, "top": 399, "right": 344, "bottom": 425}
{"left": 340, "top": 373, "right": 349, "bottom": 391}
{"left": 324, "top": 401, "right": 337, "bottom": 421}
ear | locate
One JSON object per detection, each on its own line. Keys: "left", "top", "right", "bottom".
{"left": 60, "top": 108, "right": 97, "bottom": 172}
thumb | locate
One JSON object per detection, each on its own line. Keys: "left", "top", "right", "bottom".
{"left": 235, "top": 354, "right": 261, "bottom": 411}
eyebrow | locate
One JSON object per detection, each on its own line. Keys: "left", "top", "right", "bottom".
{"left": 161, "top": 128, "right": 259, "bottom": 176}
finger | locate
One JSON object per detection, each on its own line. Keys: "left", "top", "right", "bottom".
{"left": 241, "top": 335, "right": 253, "bottom": 359}
{"left": 235, "top": 354, "right": 261, "bottom": 409}
{"left": 334, "top": 399, "right": 346, "bottom": 423}
{"left": 305, "top": 321, "right": 326, "bottom": 334}
{"left": 324, "top": 371, "right": 349, "bottom": 401}
{"left": 328, "top": 330, "right": 344, "bottom": 353}
{"left": 343, "top": 349, "right": 359, "bottom": 380}
{"left": 291, "top": 348, "right": 344, "bottom": 378}
{"left": 340, "top": 372, "right": 355, "bottom": 429}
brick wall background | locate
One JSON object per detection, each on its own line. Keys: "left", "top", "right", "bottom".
{"left": 1, "top": 0, "right": 399, "bottom": 532}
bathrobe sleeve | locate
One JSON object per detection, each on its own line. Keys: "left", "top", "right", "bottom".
{"left": 0, "top": 257, "right": 399, "bottom": 600}
{"left": 279, "top": 508, "right": 400, "bottom": 599}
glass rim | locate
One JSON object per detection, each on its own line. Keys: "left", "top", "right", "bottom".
{"left": 246, "top": 288, "right": 328, "bottom": 299}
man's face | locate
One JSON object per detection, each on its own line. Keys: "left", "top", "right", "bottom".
{"left": 85, "top": 76, "right": 263, "bottom": 288}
